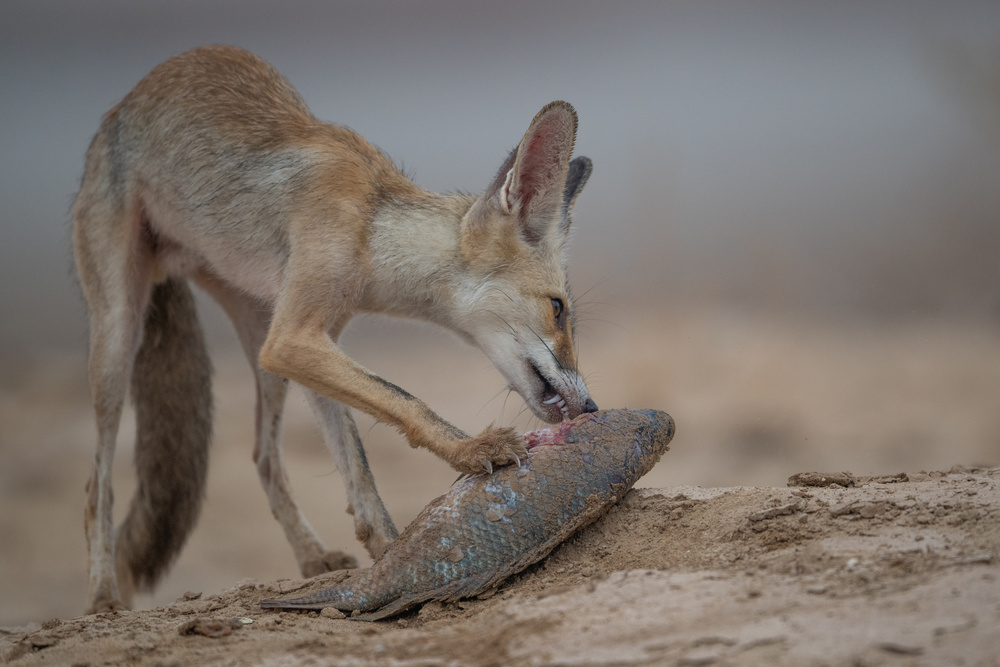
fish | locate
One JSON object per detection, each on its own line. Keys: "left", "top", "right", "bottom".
{"left": 259, "top": 408, "right": 674, "bottom": 620}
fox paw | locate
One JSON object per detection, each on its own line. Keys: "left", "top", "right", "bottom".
{"left": 302, "top": 550, "right": 358, "bottom": 578}
{"left": 86, "top": 595, "right": 127, "bottom": 615}
{"left": 452, "top": 426, "right": 528, "bottom": 475}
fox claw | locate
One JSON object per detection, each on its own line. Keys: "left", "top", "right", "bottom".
{"left": 451, "top": 425, "right": 528, "bottom": 475}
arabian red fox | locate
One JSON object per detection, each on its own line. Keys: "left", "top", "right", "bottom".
{"left": 73, "top": 45, "right": 597, "bottom": 614}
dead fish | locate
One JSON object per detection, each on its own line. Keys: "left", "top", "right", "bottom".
{"left": 260, "top": 408, "right": 674, "bottom": 620}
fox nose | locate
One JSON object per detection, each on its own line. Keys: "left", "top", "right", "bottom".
{"left": 583, "top": 397, "right": 599, "bottom": 413}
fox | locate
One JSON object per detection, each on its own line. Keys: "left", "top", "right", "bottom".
{"left": 72, "top": 45, "right": 597, "bottom": 614}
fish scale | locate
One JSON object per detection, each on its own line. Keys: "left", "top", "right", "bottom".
{"left": 260, "top": 408, "right": 674, "bottom": 620}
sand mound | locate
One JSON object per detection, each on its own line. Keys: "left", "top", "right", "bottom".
{"left": 2, "top": 466, "right": 997, "bottom": 666}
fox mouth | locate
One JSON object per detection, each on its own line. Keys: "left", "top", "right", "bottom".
{"left": 529, "top": 362, "right": 569, "bottom": 421}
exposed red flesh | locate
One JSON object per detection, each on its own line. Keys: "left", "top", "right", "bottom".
{"left": 523, "top": 414, "right": 596, "bottom": 450}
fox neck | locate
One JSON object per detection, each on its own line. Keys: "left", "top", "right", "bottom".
{"left": 361, "top": 191, "right": 478, "bottom": 335}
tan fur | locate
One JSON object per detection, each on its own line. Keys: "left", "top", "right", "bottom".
{"left": 72, "top": 45, "right": 596, "bottom": 614}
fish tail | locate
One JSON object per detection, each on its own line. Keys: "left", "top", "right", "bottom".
{"left": 259, "top": 583, "right": 363, "bottom": 611}
{"left": 259, "top": 572, "right": 384, "bottom": 613}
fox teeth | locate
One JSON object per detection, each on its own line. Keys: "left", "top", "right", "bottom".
{"left": 543, "top": 394, "right": 563, "bottom": 405}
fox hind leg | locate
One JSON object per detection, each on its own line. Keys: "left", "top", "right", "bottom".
{"left": 74, "top": 191, "right": 155, "bottom": 613}
{"left": 303, "top": 391, "right": 398, "bottom": 560}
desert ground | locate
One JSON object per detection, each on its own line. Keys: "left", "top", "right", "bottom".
{"left": 2, "top": 310, "right": 999, "bottom": 665}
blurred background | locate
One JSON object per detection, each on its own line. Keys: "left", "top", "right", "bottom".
{"left": 1, "top": 0, "right": 998, "bottom": 625}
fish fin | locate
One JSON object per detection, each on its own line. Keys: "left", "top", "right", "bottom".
{"left": 259, "top": 597, "right": 330, "bottom": 611}
{"left": 349, "top": 599, "right": 418, "bottom": 621}
{"left": 348, "top": 570, "right": 503, "bottom": 621}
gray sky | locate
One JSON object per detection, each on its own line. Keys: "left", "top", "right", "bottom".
{"left": 2, "top": 0, "right": 999, "bottom": 355}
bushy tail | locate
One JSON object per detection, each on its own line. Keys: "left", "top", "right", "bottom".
{"left": 115, "top": 277, "right": 213, "bottom": 596}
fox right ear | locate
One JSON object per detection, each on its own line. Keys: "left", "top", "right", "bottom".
{"left": 477, "top": 102, "right": 578, "bottom": 245}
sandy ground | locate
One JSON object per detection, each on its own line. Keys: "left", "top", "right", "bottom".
{"left": 2, "top": 469, "right": 997, "bottom": 666}
{"left": 2, "top": 311, "right": 999, "bottom": 664}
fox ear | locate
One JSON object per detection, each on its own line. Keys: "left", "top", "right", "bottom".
{"left": 489, "top": 101, "right": 578, "bottom": 244}
{"left": 560, "top": 156, "right": 592, "bottom": 232}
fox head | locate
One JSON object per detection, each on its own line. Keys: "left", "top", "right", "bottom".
{"left": 457, "top": 101, "right": 597, "bottom": 424}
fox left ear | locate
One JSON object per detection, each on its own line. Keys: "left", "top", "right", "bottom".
{"left": 559, "top": 156, "right": 592, "bottom": 233}
{"left": 497, "top": 101, "right": 578, "bottom": 245}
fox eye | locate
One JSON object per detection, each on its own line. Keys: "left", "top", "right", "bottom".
{"left": 550, "top": 297, "right": 566, "bottom": 328}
